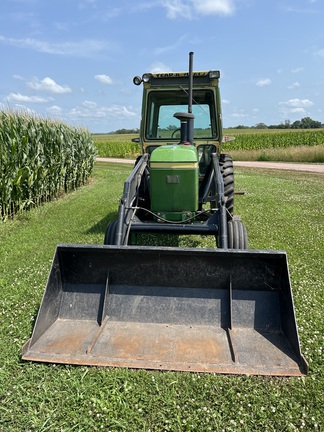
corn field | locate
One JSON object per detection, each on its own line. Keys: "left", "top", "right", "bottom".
{"left": 93, "top": 129, "right": 324, "bottom": 159}
{"left": 0, "top": 110, "right": 97, "bottom": 220}
{"left": 95, "top": 140, "right": 140, "bottom": 158}
{"left": 223, "top": 129, "right": 324, "bottom": 151}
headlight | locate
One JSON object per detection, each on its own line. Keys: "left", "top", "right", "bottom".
{"left": 142, "top": 73, "right": 152, "bottom": 83}
{"left": 133, "top": 76, "right": 142, "bottom": 86}
{"left": 209, "top": 70, "right": 220, "bottom": 79}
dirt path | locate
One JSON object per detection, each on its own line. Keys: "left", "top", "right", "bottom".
{"left": 96, "top": 157, "right": 324, "bottom": 173}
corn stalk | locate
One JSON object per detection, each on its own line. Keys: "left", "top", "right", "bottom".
{"left": 0, "top": 110, "right": 97, "bottom": 220}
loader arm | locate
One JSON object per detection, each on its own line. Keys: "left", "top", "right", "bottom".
{"left": 115, "top": 154, "right": 149, "bottom": 245}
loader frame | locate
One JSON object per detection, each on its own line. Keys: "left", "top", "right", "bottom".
{"left": 113, "top": 151, "right": 229, "bottom": 248}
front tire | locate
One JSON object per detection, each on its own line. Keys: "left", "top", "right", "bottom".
{"left": 219, "top": 153, "right": 234, "bottom": 217}
{"left": 104, "top": 219, "right": 117, "bottom": 245}
{"left": 227, "top": 220, "right": 248, "bottom": 249}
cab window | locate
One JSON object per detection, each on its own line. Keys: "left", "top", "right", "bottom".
{"left": 146, "top": 89, "right": 217, "bottom": 140}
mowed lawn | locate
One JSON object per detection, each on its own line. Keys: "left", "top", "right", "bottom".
{"left": 0, "top": 162, "right": 323, "bottom": 431}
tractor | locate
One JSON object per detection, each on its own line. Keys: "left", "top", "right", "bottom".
{"left": 22, "top": 53, "right": 307, "bottom": 376}
{"left": 104, "top": 52, "right": 247, "bottom": 249}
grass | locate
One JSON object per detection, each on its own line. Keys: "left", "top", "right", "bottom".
{"left": 0, "top": 162, "right": 323, "bottom": 431}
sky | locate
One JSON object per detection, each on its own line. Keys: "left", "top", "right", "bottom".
{"left": 0, "top": 0, "right": 323, "bottom": 133}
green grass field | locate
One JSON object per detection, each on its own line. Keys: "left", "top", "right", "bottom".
{"left": 0, "top": 162, "right": 323, "bottom": 431}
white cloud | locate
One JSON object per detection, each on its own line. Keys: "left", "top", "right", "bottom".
{"left": 279, "top": 98, "right": 313, "bottom": 117}
{"left": 66, "top": 102, "right": 137, "bottom": 120}
{"left": 78, "top": 0, "right": 97, "bottom": 10}
{"left": 82, "top": 100, "right": 97, "bottom": 108}
{"left": 232, "top": 112, "right": 249, "bottom": 118}
{"left": 291, "top": 67, "right": 304, "bottom": 73}
{"left": 192, "top": 0, "right": 235, "bottom": 16}
{"left": 280, "top": 99, "right": 313, "bottom": 108}
{"left": 289, "top": 107, "right": 307, "bottom": 114}
{"left": 13, "top": 74, "right": 24, "bottom": 80}
{"left": 288, "top": 82, "right": 300, "bottom": 89}
{"left": 5, "top": 92, "right": 49, "bottom": 103}
{"left": 256, "top": 78, "right": 271, "bottom": 87}
{"left": 222, "top": 99, "right": 230, "bottom": 104}
{"left": 149, "top": 62, "right": 173, "bottom": 73}
{"left": 46, "top": 101, "right": 138, "bottom": 128}
{"left": 11, "top": 105, "right": 37, "bottom": 116}
{"left": 0, "top": 34, "right": 113, "bottom": 57}
{"left": 282, "top": 5, "right": 320, "bottom": 13}
{"left": 162, "top": 0, "right": 192, "bottom": 19}
{"left": 47, "top": 105, "right": 63, "bottom": 115}
{"left": 94, "top": 74, "right": 114, "bottom": 84}
{"left": 154, "top": 34, "right": 188, "bottom": 55}
{"left": 162, "top": 0, "right": 236, "bottom": 19}
{"left": 27, "top": 77, "right": 72, "bottom": 94}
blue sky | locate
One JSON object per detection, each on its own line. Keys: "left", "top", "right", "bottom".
{"left": 0, "top": 0, "right": 323, "bottom": 133}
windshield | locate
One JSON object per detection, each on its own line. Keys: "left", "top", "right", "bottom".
{"left": 145, "top": 89, "right": 217, "bottom": 140}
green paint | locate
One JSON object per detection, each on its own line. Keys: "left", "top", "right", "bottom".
{"left": 150, "top": 145, "right": 199, "bottom": 218}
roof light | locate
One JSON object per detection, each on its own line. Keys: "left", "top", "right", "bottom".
{"left": 133, "top": 76, "right": 142, "bottom": 86}
{"left": 209, "top": 70, "right": 220, "bottom": 79}
{"left": 142, "top": 73, "right": 152, "bottom": 83}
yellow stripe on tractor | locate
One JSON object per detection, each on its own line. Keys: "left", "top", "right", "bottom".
{"left": 150, "top": 162, "right": 198, "bottom": 169}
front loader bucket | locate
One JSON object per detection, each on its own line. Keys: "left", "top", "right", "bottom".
{"left": 22, "top": 245, "right": 307, "bottom": 376}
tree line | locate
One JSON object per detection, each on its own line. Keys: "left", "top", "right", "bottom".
{"left": 108, "top": 117, "right": 323, "bottom": 134}
{"left": 233, "top": 117, "right": 323, "bottom": 130}
{"left": 108, "top": 128, "right": 140, "bottom": 134}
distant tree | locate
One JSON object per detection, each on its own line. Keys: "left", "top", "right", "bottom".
{"left": 166, "top": 124, "right": 178, "bottom": 131}
{"left": 291, "top": 120, "right": 302, "bottom": 129}
{"left": 300, "top": 117, "right": 322, "bottom": 129}
{"left": 254, "top": 122, "right": 268, "bottom": 129}
{"left": 232, "top": 117, "right": 323, "bottom": 130}
{"left": 113, "top": 128, "right": 139, "bottom": 134}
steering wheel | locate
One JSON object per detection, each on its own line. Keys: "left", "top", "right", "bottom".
{"left": 171, "top": 128, "right": 181, "bottom": 138}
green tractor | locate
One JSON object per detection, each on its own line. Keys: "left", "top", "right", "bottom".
{"left": 22, "top": 53, "right": 307, "bottom": 376}
{"left": 104, "top": 52, "right": 247, "bottom": 249}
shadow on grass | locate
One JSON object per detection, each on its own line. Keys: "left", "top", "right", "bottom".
{"left": 85, "top": 211, "right": 118, "bottom": 236}
{"left": 85, "top": 212, "right": 214, "bottom": 248}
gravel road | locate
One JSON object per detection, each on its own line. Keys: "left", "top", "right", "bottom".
{"left": 96, "top": 158, "right": 324, "bottom": 173}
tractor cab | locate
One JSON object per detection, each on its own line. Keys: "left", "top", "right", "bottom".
{"left": 133, "top": 70, "right": 223, "bottom": 176}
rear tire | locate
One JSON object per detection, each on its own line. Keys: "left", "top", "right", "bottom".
{"left": 104, "top": 220, "right": 117, "bottom": 245}
{"left": 219, "top": 153, "right": 234, "bottom": 217}
{"left": 227, "top": 220, "right": 248, "bottom": 249}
